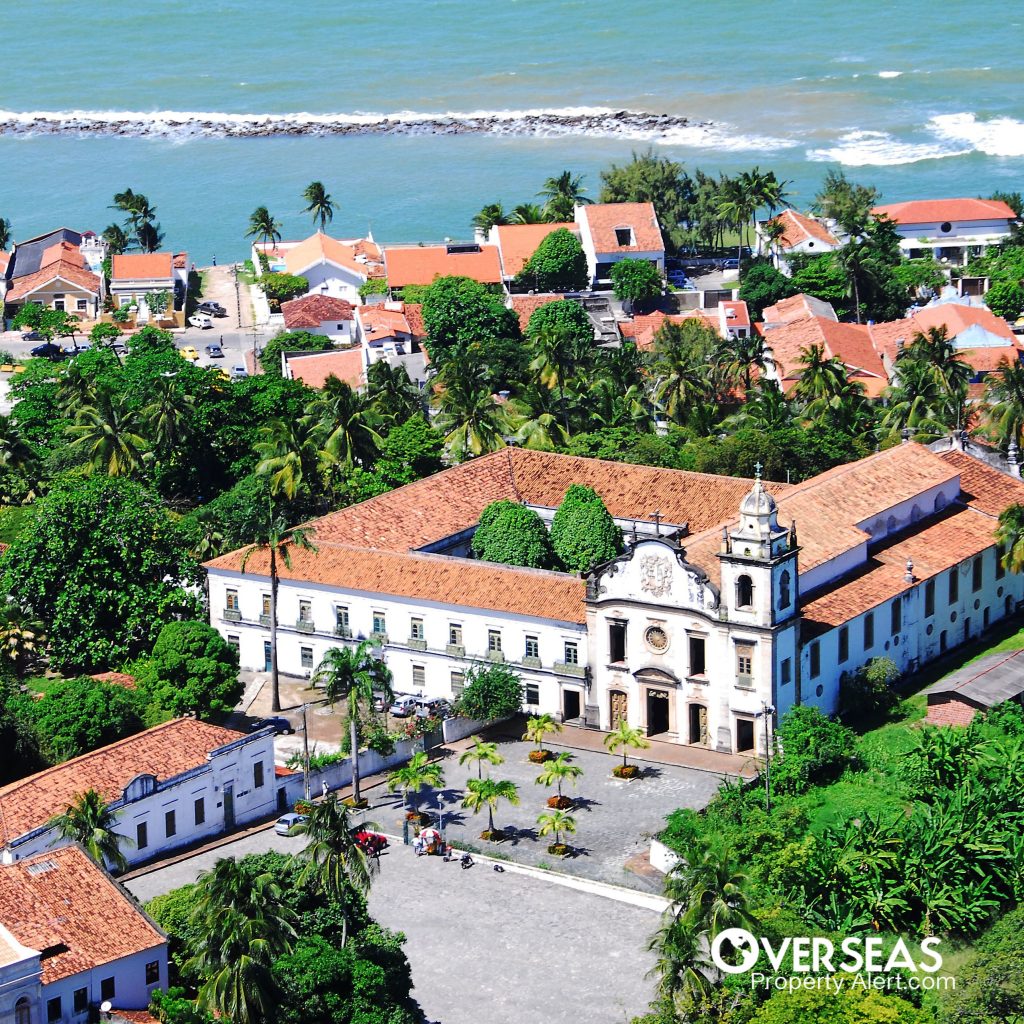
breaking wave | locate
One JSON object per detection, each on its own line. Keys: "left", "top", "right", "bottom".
{"left": 807, "top": 129, "right": 968, "bottom": 166}
{"left": 929, "top": 111, "right": 1024, "bottom": 157}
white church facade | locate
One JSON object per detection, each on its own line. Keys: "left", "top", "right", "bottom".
{"left": 206, "top": 443, "right": 1024, "bottom": 761}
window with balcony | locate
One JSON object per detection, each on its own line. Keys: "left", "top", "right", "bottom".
{"left": 298, "top": 599, "right": 312, "bottom": 623}
{"left": 225, "top": 589, "right": 239, "bottom": 613}
{"left": 736, "top": 644, "right": 754, "bottom": 686}
{"left": 410, "top": 617, "right": 425, "bottom": 641}
{"left": 525, "top": 635, "right": 539, "bottom": 660}
{"left": 608, "top": 620, "right": 627, "bottom": 663}
{"left": 336, "top": 606, "right": 350, "bottom": 633}
{"left": 373, "top": 612, "right": 387, "bottom": 637}
{"left": 262, "top": 593, "right": 272, "bottom": 616}
{"left": 488, "top": 629, "right": 502, "bottom": 653}
{"left": 563, "top": 641, "right": 579, "bottom": 665}
{"left": 449, "top": 623, "right": 463, "bottom": 646}
{"left": 300, "top": 646, "right": 313, "bottom": 669}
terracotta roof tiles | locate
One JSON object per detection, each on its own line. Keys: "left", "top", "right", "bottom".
{"left": 494, "top": 223, "right": 577, "bottom": 277}
{"left": 281, "top": 293, "right": 355, "bottom": 329}
{"left": 285, "top": 348, "right": 365, "bottom": 390}
{"left": 873, "top": 198, "right": 1017, "bottom": 225}
{"left": 509, "top": 294, "right": 563, "bottom": 333}
{"left": 580, "top": 202, "right": 664, "bottom": 253}
{"left": 383, "top": 244, "right": 503, "bottom": 288}
{"left": 769, "top": 209, "right": 838, "bottom": 250}
{"left": 6, "top": 260, "right": 100, "bottom": 301}
{"left": 111, "top": 253, "right": 174, "bottom": 281}
{"left": 283, "top": 232, "right": 384, "bottom": 280}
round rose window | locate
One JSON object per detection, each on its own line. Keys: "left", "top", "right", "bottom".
{"left": 645, "top": 625, "right": 669, "bottom": 652}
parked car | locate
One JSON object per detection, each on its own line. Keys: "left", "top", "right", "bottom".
{"left": 354, "top": 830, "right": 389, "bottom": 855}
{"left": 249, "top": 716, "right": 295, "bottom": 735}
{"left": 416, "top": 697, "right": 453, "bottom": 719}
{"left": 63, "top": 342, "right": 93, "bottom": 355}
{"left": 373, "top": 691, "right": 391, "bottom": 713}
{"left": 205, "top": 343, "right": 224, "bottom": 358}
{"left": 188, "top": 313, "right": 213, "bottom": 329}
{"left": 197, "top": 301, "right": 228, "bottom": 317}
{"left": 20, "top": 330, "right": 44, "bottom": 341}
{"left": 274, "top": 813, "right": 308, "bottom": 836}
{"left": 229, "top": 363, "right": 248, "bottom": 379}
{"left": 30, "top": 342, "right": 65, "bottom": 360}
{"left": 389, "top": 695, "right": 419, "bottom": 718}
{"left": 110, "top": 341, "right": 129, "bottom": 355}
{"left": 179, "top": 346, "right": 200, "bottom": 361}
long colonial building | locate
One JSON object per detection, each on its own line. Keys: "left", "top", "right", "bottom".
{"left": 205, "top": 442, "right": 1024, "bottom": 758}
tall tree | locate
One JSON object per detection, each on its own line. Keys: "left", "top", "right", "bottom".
{"left": 538, "top": 170, "right": 592, "bottom": 221}
{"left": 142, "top": 374, "right": 196, "bottom": 451}
{"left": 599, "top": 149, "right": 693, "bottom": 251}
{"left": 50, "top": 789, "right": 129, "bottom": 873}
{"left": 308, "top": 377, "right": 382, "bottom": 474}
{"left": 458, "top": 735, "right": 504, "bottom": 779}
{"left": 471, "top": 203, "right": 508, "bottom": 235}
{"left": 996, "top": 504, "right": 1024, "bottom": 574}
{"left": 240, "top": 511, "right": 318, "bottom": 712}
{"left": 312, "top": 641, "right": 392, "bottom": 806}
{"left": 432, "top": 355, "right": 516, "bottom": 461}
{"left": 509, "top": 203, "right": 546, "bottom": 224}
{"left": 297, "top": 794, "right": 378, "bottom": 898}
{"left": 365, "top": 360, "right": 423, "bottom": 426}
{"left": 387, "top": 750, "right": 445, "bottom": 812}
{"left": 66, "top": 392, "right": 149, "bottom": 477}
{"left": 986, "top": 358, "right": 1024, "bottom": 448}
{"left": 649, "top": 319, "right": 721, "bottom": 433}
{"left": 0, "top": 216, "right": 11, "bottom": 251}
{"left": 302, "top": 181, "right": 337, "bottom": 231}
{"left": 246, "top": 206, "right": 283, "bottom": 247}
{"left": 255, "top": 415, "right": 323, "bottom": 503}
{"left": 549, "top": 484, "right": 622, "bottom": 573}
{"left": 101, "top": 223, "right": 129, "bottom": 256}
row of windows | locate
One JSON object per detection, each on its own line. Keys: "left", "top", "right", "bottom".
{"left": 294, "top": 636, "right": 577, "bottom": 668}
{"left": 39, "top": 964, "right": 160, "bottom": 1022}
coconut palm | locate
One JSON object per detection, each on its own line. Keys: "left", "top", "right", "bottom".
{"left": 986, "top": 358, "right": 1024, "bottom": 449}
{"left": 509, "top": 203, "right": 547, "bottom": 224}
{"left": 793, "top": 343, "right": 867, "bottom": 429}
{"left": 297, "top": 793, "right": 378, "bottom": 896}
{"left": 997, "top": 504, "right": 1024, "bottom": 574}
{"left": 0, "top": 601, "right": 44, "bottom": 677}
{"left": 881, "top": 355, "right": 952, "bottom": 442}
{"left": 0, "top": 217, "right": 11, "bottom": 251}
{"left": 246, "top": 205, "right": 283, "bottom": 247}
{"left": 49, "top": 789, "right": 129, "bottom": 873}
{"left": 716, "top": 176, "right": 758, "bottom": 263}
{"left": 458, "top": 735, "right": 504, "bottom": 779}
{"left": 255, "top": 415, "right": 322, "bottom": 503}
{"left": 312, "top": 641, "right": 392, "bottom": 806}
{"left": 66, "top": 393, "right": 149, "bottom": 477}
{"left": 537, "top": 807, "right": 577, "bottom": 849}
{"left": 529, "top": 326, "right": 579, "bottom": 435}
{"left": 604, "top": 719, "right": 651, "bottom": 773}
{"left": 387, "top": 751, "right": 445, "bottom": 812}
{"left": 722, "top": 378, "right": 795, "bottom": 432}
{"left": 302, "top": 181, "right": 337, "bottom": 231}
{"left": 240, "top": 511, "right": 318, "bottom": 712}
{"left": 523, "top": 713, "right": 562, "bottom": 757}
{"left": 309, "top": 377, "right": 382, "bottom": 473}
{"left": 716, "top": 332, "right": 768, "bottom": 392}
{"left": 142, "top": 375, "right": 196, "bottom": 451}
{"left": 471, "top": 203, "right": 508, "bottom": 235}
{"left": 365, "top": 360, "right": 423, "bottom": 425}
{"left": 432, "top": 356, "right": 516, "bottom": 461}
{"left": 538, "top": 170, "right": 592, "bottom": 221}
{"left": 759, "top": 217, "right": 787, "bottom": 261}
{"left": 648, "top": 320, "right": 720, "bottom": 430}
{"left": 101, "top": 223, "right": 129, "bottom": 256}
{"left": 111, "top": 189, "right": 161, "bottom": 252}
{"left": 462, "top": 777, "right": 519, "bottom": 838}
{"left": 536, "top": 751, "right": 583, "bottom": 805}
{"left": 0, "top": 414, "right": 38, "bottom": 481}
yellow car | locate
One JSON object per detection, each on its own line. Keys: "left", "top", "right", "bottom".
{"left": 179, "top": 346, "right": 199, "bottom": 361}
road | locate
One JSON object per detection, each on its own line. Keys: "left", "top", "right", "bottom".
{"left": 124, "top": 828, "right": 659, "bottom": 1024}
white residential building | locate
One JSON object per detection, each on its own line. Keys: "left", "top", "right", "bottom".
{"left": 757, "top": 209, "right": 839, "bottom": 274}
{"left": 574, "top": 202, "right": 665, "bottom": 288}
{"left": 253, "top": 232, "right": 385, "bottom": 305}
{"left": 280, "top": 293, "right": 356, "bottom": 344}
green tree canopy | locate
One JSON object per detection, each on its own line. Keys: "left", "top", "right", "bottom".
{"left": 374, "top": 414, "right": 443, "bottom": 486}
{"left": 419, "top": 276, "right": 521, "bottom": 364}
{"left": 599, "top": 149, "right": 692, "bottom": 251}
{"left": 549, "top": 484, "right": 623, "bottom": 573}
{"left": 985, "top": 279, "right": 1024, "bottom": 320}
{"left": 259, "top": 331, "right": 334, "bottom": 377}
{"left": 260, "top": 273, "right": 310, "bottom": 306}
{"left": 526, "top": 299, "right": 593, "bottom": 350}
{"left": 609, "top": 258, "right": 663, "bottom": 304}
{"left": 738, "top": 259, "right": 797, "bottom": 320}
{"left": 471, "top": 499, "right": 556, "bottom": 568}
{"left": 516, "top": 228, "right": 588, "bottom": 292}
{"left": 456, "top": 663, "right": 524, "bottom": 721}
{"left": 1, "top": 476, "right": 201, "bottom": 672}
{"left": 771, "top": 706, "right": 857, "bottom": 795}
{"left": 138, "top": 620, "right": 242, "bottom": 721}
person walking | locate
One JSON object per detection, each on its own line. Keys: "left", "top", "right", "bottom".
{"left": 321, "top": 780, "right": 329, "bottom": 799}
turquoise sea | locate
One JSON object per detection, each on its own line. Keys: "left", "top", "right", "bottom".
{"left": 2, "top": 0, "right": 1023, "bottom": 263}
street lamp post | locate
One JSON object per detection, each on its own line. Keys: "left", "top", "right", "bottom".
{"left": 301, "top": 702, "right": 311, "bottom": 801}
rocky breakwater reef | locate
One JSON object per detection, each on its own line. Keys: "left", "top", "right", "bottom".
{"left": 0, "top": 108, "right": 702, "bottom": 140}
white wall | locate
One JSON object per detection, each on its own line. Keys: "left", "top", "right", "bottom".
{"left": 296, "top": 263, "right": 365, "bottom": 306}
{"left": 43, "top": 946, "right": 168, "bottom": 1019}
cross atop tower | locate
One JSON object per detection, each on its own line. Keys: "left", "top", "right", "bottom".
{"left": 753, "top": 461, "right": 763, "bottom": 480}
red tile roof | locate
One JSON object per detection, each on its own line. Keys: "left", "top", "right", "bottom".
{"left": 494, "top": 223, "right": 577, "bottom": 277}
{"left": 90, "top": 671, "right": 137, "bottom": 690}
{"left": 383, "top": 245, "right": 503, "bottom": 288}
{"left": 0, "top": 846, "right": 165, "bottom": 984}
{"left": 6, "top": 260, "right": 100, "bottom": 301}
{"left": 0, "top": 719, "right": 245, "bottom": 844}
{"left": 509, "top": 294, "right": 564, "bottom": 333}
{"left": 41, "top": 241, "right": 84, "bottom": 269}
{"left": 720, "top": 300, "right": 751, "bottom": 330}
{"left": 173, "top": 252, "right": 188, "bottom": 270}
{"left": 580, "top": 202, "right": 664, "bottom": 254}
{"left": 769, "top": 209, "right": 838, "bottom": 250}
{"left": 281, "top": 293, "right": 355, "bottom": 329}
{"left": 285, "top": 348, "right": 365, "bottom": 390}
{"left": 763, "top": 293, "right": 838, "bottom": 325}
{"left": 283, "top": 233, "right": 384, "bottom": 280}
{"left": 624, "top": 310, "right": 722, "bottom": 351}
{"left": 404, "top": 303, "right": 425, "bottom": 337}
{"left": 873, "top": 198, "right": 1018, "bottom": 225}
{"left": 359, "top": 304, "right": 419, "bottom": 344}
{"left": 111, "top": 253, "right": 174, "bottom": 281}
{"left": 0, "top": 252, "right": 10, "bottom": 273}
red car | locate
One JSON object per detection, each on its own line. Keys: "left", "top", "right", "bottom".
{"left": 355, "top": 830, "right": 389, "bottom": 855}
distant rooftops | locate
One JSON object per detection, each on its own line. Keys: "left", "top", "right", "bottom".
{"left": 577, "top": 201, "right": 664, "bottom": 254}
{"left": 873, "top": 197, "right": 1018, "bottom": 225}
{"left": 383, "top": 242, "right": 503, "bottom": 288}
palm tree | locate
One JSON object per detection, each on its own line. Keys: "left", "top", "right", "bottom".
{"left": 997, "top": 504, "right": 1024, "bottom": 574}
{"left": 312, "top": 641, "right": 392, "bottom": 805}
{"left": 0, "top": 217, "right": 11, "bottom": 251}
{"left": 387, "top": 751, "right": 445, "bottom": 813}
{"left": 538, "top": 170, "right": 592, "bottom": 221}
{"left": 101, "top": 223, "right": 129, "bottom": 256}
{"left": 246, "top": 206, "right": 283, "bottom": 247}
{"left": 537, "top": 807, "right": 577, "bottom": 850}
{"left": 716, "top": 332, "right": 768, "bottom": 392}
{"left": 49, "top": 789, "right": 129, "bottom": 873}
{"left": 986, "top": 358, "right": 1024, "bottom": 449}
{"left": 309, "top": 377, "right": 382, "bottom": 473}
{"left": 365, "top": 360, "right": 423, "bottom": 425}
{"left": 536, "top": 751, "right": 583, "bottom": 806}
{"left": 523, "top": 713, "right": 562, "bottom": 760}
{"left": 240, "top": 510, "right": 318, "bottom": 712}
{"left": 111, "top": 190, "right": 161, "bottom": 252}
{"left": 722, "top": 378, "right": 795, "bottom": 432}
{"left": 462, "top": 777, "right": 519, "bottom": 838}
{"left": 793, "top": 343, "right": 868, "bottom": 431}
{"left": 302, "top": 181, "right": 337, "bottom": 231}
{"left": 297, "top": 793, "right": 377, "bottom": 896}
{"left": 649, "top": 320, "right": 720, "bottom": 430}
{"left": 432, "top": 356, "right": 516, "bottom": 461}
{"left": 509, "top": 203, "right": 547, "bottom": 224}
{"left": 142, "top": 375, "right": 196, "bottom": 451}
{"left": 255, "top": 415, "right": 322, "bottom": 503}
{"left": 716, "top": 176, "right": 757, "bottom": 263}
{"left": 0, "top": 601, "right": 45, "bottom": 677}
{"left": 458, "top": 735, "right": 504, "bottom": 779}
{"left": 759, "top": 217, "right": 787, "bottom": 261}
{"left": 471, "top": 203, "right": 508, "bottom": 235}
{"left": 0, "top": 414, "right": 38, "bottom": 481}
{"left": 604, "top": 719, "right": 650, "bottom": 774}
{"left": 66, "top": 393, "right": 149, "bottom": 477}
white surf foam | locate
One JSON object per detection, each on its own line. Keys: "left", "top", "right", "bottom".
{"left": 929, "top": 111, "right": 1024, "bottom": 157}
{"left": 878, "top": 71, "right": 903, "bottom": 78}
{"left": 807, "top": 129, "right": 969, "bottom": 166}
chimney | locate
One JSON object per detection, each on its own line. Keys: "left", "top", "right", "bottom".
{"left": 901, "top": 427, "right": 911, "bottom": 445}
{"left": 904, "top": 558, "right": 915, "bottom": 583}
{"left": 1009, "top": 440, "right": 1022, "bottom": 479}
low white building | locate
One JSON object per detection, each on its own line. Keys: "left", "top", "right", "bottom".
{"left": 873, "top": 197, "right": 1018, "bottom": 265}
{"left": 574, "top": 202, "right": 665, "bottom": 289}
{"left": 109, "top": 252, "right": 179, "bottom": 320}
{"left": 254, "top": 233, "right": 385, "bottom": 306}
{"left": 0, "top": 719, "right": 278, "bottom": 868}
{"left": 757, "top": 209, "right": 839, "bottom": 273}
{"left": 0, "top": 845, "right": 168, "bottom": 1022}
{"left": 280, "top": 293, "right": 356, "bottom": 344}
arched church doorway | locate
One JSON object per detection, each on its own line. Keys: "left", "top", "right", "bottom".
{"left": 688, "top": 703, "right": 708, "bottom": 745}
{"left": 646, "top": 689, "right": 670, "bottom": 737}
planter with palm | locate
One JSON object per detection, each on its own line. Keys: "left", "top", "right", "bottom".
{"left": 537, "top": 807, "right": 577, "bottom": 856}
{"left": 462, "top": 776, "right": 519, "bottom": 842}
{"left": 458, "top": 735, "right": 504, "bottom": 779}
{"left": 387, "top": 750, "right": 444, "bottom": 823}
{"left": 604, "top": 720, "right": 651, "bottom": 779}
{"left": 239, "top": 507, "right": 318, "bottom": 712}
{"left": 312, "top": 640, "right": 392, "bottom": 807}
{"left": 523, "top": 712, "right": 562, "bottom": 763}
{"left": 49, "top": 789, "right": 130, "bottom": 873}
{"left": 536, "top": 751, "right": 583, "bottom": 809}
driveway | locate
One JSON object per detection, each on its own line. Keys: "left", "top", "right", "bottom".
{"left": 124, "top": 830, "right": 659, "bottom": 1024}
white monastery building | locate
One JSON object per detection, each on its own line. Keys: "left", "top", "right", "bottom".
{"left": 206, "top": 443, "right": 1024, "bottom": 760}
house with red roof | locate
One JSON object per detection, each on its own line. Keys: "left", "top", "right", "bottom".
{"left": 872, "top": 197, "right": 1018, "bottom": 265}
{"left": 382, "top": 242, "right": 503, "bottom": 290}
{"left": 574, "top": 202, "right": 665, "bottom": 288}
{"left": 281, "top": 293, "right": 356, "bottom": 343}
{"left": 109, "top": 253, "right": 183, "bottom": 323}
{"left": 253, "top": 232, "right": 385, "bottom": 305}
{"left": 489, "top": 222, "right": 579, "bottom": 284}
{"left": 757, "top": 209, "right": 839, "bottom": 273}
{"left": 283, "top": 347, "right": 367, "bottom": 391}
{"left": 2, "top": 228, "right": 103, "bottom": 321}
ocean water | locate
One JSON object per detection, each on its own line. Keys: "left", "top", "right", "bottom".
{"left": 1, "top": 0, "right": 1023, "bottom": 263}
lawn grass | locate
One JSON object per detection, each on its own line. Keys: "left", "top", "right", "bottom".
{"left": 25, "top": 674, "right": 62, "bottom": 695}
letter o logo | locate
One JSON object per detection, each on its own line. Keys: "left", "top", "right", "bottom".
{"left": 711, "top": 928, "right": 760, "bottom": 974}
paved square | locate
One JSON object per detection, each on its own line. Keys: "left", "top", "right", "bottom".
{"left": 370, "top": 737, "right": 726, "bottom": 889}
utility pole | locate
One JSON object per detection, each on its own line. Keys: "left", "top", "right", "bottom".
{"left": 760, "top": 702, "right": 775, "bottom": 813}
{"left": 301, "top": 703, "right": 311, "bottom": 801}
